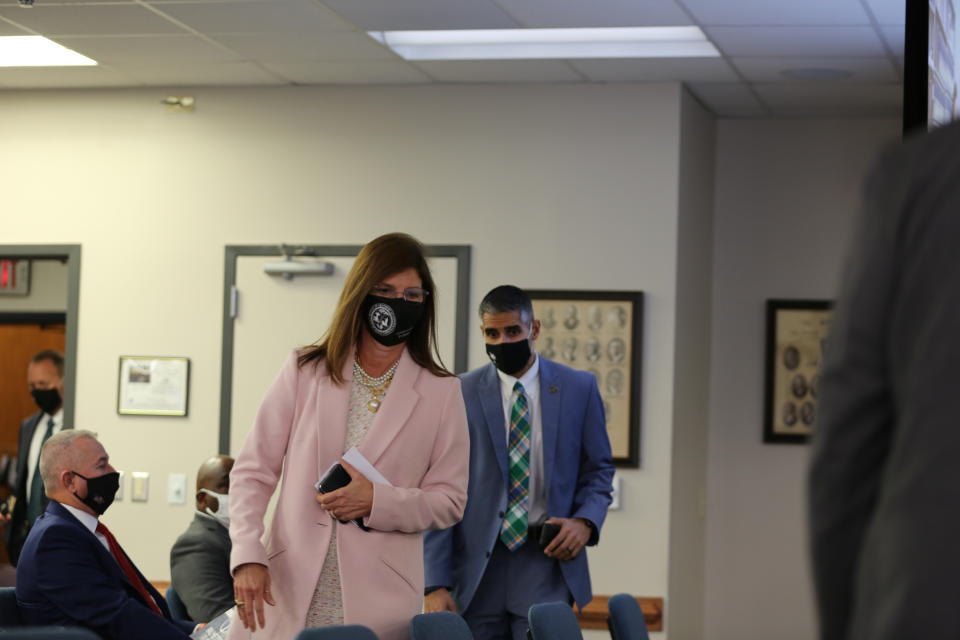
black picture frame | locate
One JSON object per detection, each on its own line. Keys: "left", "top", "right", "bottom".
{"left": 763, "top": 299, "right": 833, "bottom": 444}
{"left": 526, "top": 289, "right": 643, "bottom": 467}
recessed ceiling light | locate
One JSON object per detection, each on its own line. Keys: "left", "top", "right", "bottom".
{"left": 0, "top": 36, "right": 97, "bottom": 67}
{"left": 780, "top": 67, "right": 852, "bottom": 80}
{"left": 368, "top": 27, "right": 720, "bottom": 61}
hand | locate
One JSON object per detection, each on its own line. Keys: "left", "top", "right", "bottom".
{"left": 543, "top": 517, "right": 591, "bottom": 561}
{"left": 233, "top": 563, "right": 276, "bottom": 631}
{"left": 316, "top": 459, "right": 373, "bottom": 521}
{"left": 424, "top": 588, "right": 458, "bottom": 613}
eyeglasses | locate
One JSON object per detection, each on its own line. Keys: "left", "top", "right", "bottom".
{"left": 371, "top": 284, "right": 429, "bottom": 303}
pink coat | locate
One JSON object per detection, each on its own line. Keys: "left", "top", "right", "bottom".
{"left": 227, "top": 348, "right": 470, "bottom": 640}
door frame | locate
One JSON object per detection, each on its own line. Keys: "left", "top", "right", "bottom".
{"left": 219, "top": 244, "right": 471, "bottom": 454}
{"left": 0, "top": 245, "right": 81, "bottom": 429}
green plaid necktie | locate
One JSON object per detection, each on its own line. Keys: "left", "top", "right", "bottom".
{"left": 500, "top": 381, "right": 531, "bottom": 551}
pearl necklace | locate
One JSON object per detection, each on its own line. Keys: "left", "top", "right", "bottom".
{"left": 353, "top": 357, "right": 400, "bottom": 413}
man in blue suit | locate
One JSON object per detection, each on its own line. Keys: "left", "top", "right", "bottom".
{"left": 16, "top": 429, "right": 196, "bottom": 639}
{"left": 424, "top": 285, "right": 615, "bottom": 640}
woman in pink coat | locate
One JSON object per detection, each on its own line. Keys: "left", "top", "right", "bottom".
{"left": 229, "top": 233, "right": 470, "bottom": 640}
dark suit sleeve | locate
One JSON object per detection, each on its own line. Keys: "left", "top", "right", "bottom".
{"left": 170, "top": 525, "right": 234, "bottom": 623}
{"left": 423, "top": 524, "right": 455, "bottom": 590}
{"left": 808, "top": 146, "right": 902, "bottom": 640}
{"left": 570, "top": 378, "right": 615, "bottom": 546}
{"left": 32, "top": 525, "right": 191, "bottom": 640}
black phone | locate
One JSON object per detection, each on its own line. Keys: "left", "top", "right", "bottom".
{"left": 317, "top": 463, "right": 352, "bottom": 494}
{"left": 538, "top": 522, "right": 561, "bottom": 547}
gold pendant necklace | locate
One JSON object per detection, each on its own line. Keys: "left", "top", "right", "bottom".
{"left": 354, "top": 357, "right": 399, "bottom": 413}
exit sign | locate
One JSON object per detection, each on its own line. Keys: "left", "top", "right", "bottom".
{"left": 0, "top": 260, "right": 30, "bottom": 296}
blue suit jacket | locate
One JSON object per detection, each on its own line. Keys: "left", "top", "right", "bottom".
{"left": 16, "top": 501, "right": 195, "bottom": 639}
{"left": 424, "top": 358, "right": 615, "bottom": 610}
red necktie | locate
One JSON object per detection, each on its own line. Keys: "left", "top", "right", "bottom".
{"left": 96, "top": 522, "right": 163, "bottom": 616}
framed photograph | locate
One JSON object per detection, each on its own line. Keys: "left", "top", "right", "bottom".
{"left": 526, "top": 290, "right": 643, "bottom": 467}
{"left": 117, "top": 356, "right": 190, "bottom": 416}
{"left": 763, "top": 300, "right": 833, "bottom": 444}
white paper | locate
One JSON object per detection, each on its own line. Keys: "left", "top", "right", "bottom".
{"left": 343, "top": 447, "right": 393, "bottom": 487}
{"left": 190, "top": 607, "right": 235, "bottom": 640}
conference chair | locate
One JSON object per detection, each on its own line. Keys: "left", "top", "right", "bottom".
{"left": 0, "top": 630, "right": 101, "bottom": 639}
{"left": 164, "top": 585, "right": 189, "bottom": 621}
{"left": 0, "top": 586, "right": 22, "bottom": 626}
{"left": 295, "top": 624, "right": 379, "bottom": 640}
{"left": 606, "top": 594, "right": 650, "bottom": 640}
{"left": 410, "top": 612, "right": 473, "bottom": 640}
{"left": 527, "top": 601, "right": 583, "bottom": 640}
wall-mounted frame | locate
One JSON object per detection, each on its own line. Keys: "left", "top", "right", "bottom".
{"left": 526, "top": 290, "right": 643, "bottom": 467}
{"left": 117, "top": 356, "right": 190, "bottom": 416}
{"left": 763, "top": 300, "right": 833, "bottom": 444}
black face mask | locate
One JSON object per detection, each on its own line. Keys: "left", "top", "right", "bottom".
{"left": 71, "top": 471, "right": 120, "bottom": 516}
{"left": 31, "top": 388, "right": 61, "bottom": 415}
{"left": 362, "top": 294, "right": 424, "bottom": 347}
{"left": 486, "top": 339, "right": 533, "bottom": 376}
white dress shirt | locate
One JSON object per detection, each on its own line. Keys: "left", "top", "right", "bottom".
{"left": 26, "top": 408, "right": 64, "bottom": 505}
{"left": 60, "top": 502, "right": 110, "bottom": 553}
{"left": 495, "top": 353, "right": 547, "bottom": 526}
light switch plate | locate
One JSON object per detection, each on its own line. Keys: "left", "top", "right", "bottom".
{"left": 609, "top": 472, "right": 621, "bottom": 510}
{"left": 131, "top": 472, "right": 149, "bottom": 502}
{"left": 115, "top": 471, "right": 124, "bottom": 501}
{"left": 167, "top": 473, "right": 186, "bottom": 505}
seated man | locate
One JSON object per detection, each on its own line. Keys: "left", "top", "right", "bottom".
{"left": 16, "top": 429, "right": 196, "bottom": 640}
{"left": 170, "top": 455, "right": 235, "bottom": 622}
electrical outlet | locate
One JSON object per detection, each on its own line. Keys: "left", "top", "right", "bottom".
{"left": 609, "top": 472, "right": 621, "bottom": 510}
{"left": 115, "top": 471, "right": 124, "bottom": 501}
{"left": 168, "top": 473, "right": 186, "bottom": 505}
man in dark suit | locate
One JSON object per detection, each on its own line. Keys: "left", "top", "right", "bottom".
{"left": 170, "top": 455, "right": 235, "bottom": 622}
{"left": 8, "top": 350, "right": 70, "bottom": 565}
{"left": 809, "top": 122, "right": 960, "bottom": 640}
{"left": 424, "top": 285, "right": 615, "bottom": 640}
{"left": 16, "top": 429, "right": 195, "bottom": 639}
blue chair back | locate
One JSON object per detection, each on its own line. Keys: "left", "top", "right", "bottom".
{"left": 295, "top": 625, "right": 379, "bottom": 640}
{"left": 0, "top": 586, "right": 22, "bottom": 626}
{"left": 164, "top": 585, "right": 189, "bottom": 621}
{"left": 607, "top": 594, "right": 650, "bottom": 640}
{"left": 0, "top": 630, "right": 102, "bottom": 639}
{"left": 527, "top": 601, "right": 582, "bottom": 640}
{"left": 410, "top": 612, "right": 473, "bottom": 640}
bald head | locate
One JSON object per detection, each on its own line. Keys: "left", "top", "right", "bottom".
{"left": 195, "top": 455, "right": 233, "bottom": 512}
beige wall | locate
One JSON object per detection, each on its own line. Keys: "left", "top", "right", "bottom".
{"left": 1, "top": 83, "right": 695, "bottom": 635}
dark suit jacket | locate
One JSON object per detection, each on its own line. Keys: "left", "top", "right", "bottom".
{"left": 810, "top": 121, "right": 960, "bottom": 640}
{"left": 424, "top": 358, "right": 614, "bottom": 611}
{"left": 170, "top": 513, "right": 233, "bottom": 622}
{"left": 15, "top": 501, "right": 194, "bottom": 639}
{"left": 8, "top": 411, "right": 55, "bottom": 565}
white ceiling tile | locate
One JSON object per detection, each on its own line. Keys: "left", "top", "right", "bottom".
{"left": 154, "top": 0, "right": 354, "bottom": 34}
{"left": 0, "top": 0, "right": 136, "bottom": 4}
{"left": 0, "top": 17, "right": 30, "bottom": 34}
{"left": 571, "top": 57, "right": 738, "bottom": 83}
{"left": 687, "top": 82, "right": 764, "bottom": 113}
{"left": 106, "top": 60, "right": 286, "bottom": 84}
{"left": 733, "top": 56, "right": 898, "bottom": 83}
{"left": 879, "top": 25, "right": 904, "bottom": 56}
{"left": 863, "top": 0, "right": 906, "bottom": 24}
{"left": 754, "top": 82, "right": 903, "bottom": 112}
{"left": 414, "top": 59, "right": 582, "bottom": 82}
{"left": 683, "top": 0, "right": 871, "bottom": 26}
{"left": 493, "top": 0, "right": 691, "bottom": 28}
{"left": 320, "top": 0, "right": 517, "bottom": 30}
{"left": 0, "top": 5, "right": 185, "bottom": 35}
{"left": 211, "top": 31, "right": 395, "bottom": 61}
{"left": 56, "top": 34, "right": 241, "bottom": 64}
{"left": 263, "top": 59, "right": 431, "bottom": 83}
{"left": 0, "top": 65, "right": 136, "bottom": 87}
{"left": 706, "top": 26, "right": 886, "bottom": 57}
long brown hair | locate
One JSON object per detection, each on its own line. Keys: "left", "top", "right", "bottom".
{"left": 298, "top": 233, "right": 452, "bottom": 384}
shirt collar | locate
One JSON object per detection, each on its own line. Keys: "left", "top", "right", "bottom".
{"left": 45, "top": 408, "right": 64, "bottom": 423}
{"left": 495, "top": 351, "right": 540, "bottom": 393}
{"left": 60, "top": 502, "right": 99, "bottom": 535}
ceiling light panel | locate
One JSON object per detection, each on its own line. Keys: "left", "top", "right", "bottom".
{"left": 371, "top": 27, "right": 720, "bottom": 60}
{"left": 0, "top": 36, "right": 96, "bottom": 66}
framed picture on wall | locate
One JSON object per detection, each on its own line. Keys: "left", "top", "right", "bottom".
{"left": 117, "top": 356, "right": 190, "bottom": 416}
{"left": 526, "top": 290, "right": 643, "bottom": 467}
{"left": 763, "top": 300, "right": 833, "bottom": 444}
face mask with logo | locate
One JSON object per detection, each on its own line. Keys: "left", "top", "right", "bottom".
{"left": 71, "top": 471, "right": 120, "bottom": 516}
{"left": 200, "top": 488, "right": 230, "bottom": 528}
{"left": 486, "top": 339, "right": 533, "bottom": 376}
{"left": 362, "top": 294, "right": 424, "bottom": 347}
{"left": 31, "top": 388, "right": 62, "bottom": 416}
